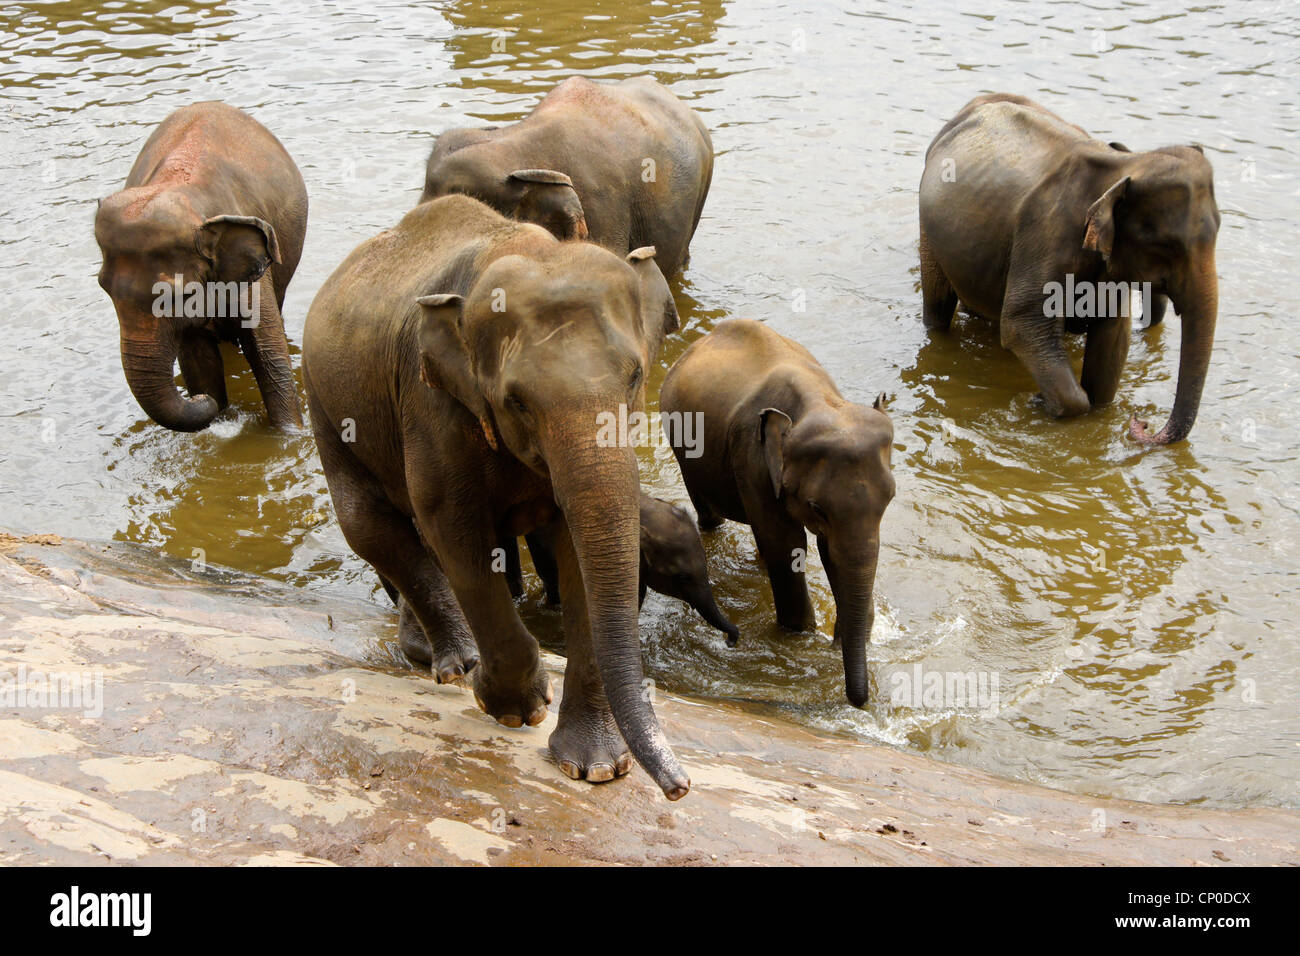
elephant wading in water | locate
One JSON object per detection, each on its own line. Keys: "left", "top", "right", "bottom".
{"left": 918, "top": 93, "right": 1221, "bottom": 444}
{"left": 660, "top": 320, "right": 895, "bottom": 707}
{"left": 495, "top": 491, "right": 740, "bottom": 646}
{"left": 94, "top": 101, "right": 308, "bottom": 431}
{"left": 302, "top": 194, "right": 689, "bottom": 797}
{"left": 421, "top": 76, "right": 713, "bottom": 275}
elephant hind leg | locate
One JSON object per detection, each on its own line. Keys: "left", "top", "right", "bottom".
{"left": 920, "top": 225, "right": 958, "bottom": 331}
{"left": 311, "top": 403, "right": 477, "bottom": 682}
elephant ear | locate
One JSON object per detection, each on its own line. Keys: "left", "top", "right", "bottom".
{"left": 757, "top": 407, "right": 793, "bottom": 499}
{"left": 1082, "top": 176, "right": 1130, "bottom": 263}
{"left": 415, "top": 293, "right": 499, "bottom": 450}
{"left": 196, "top": 214, "right": 282, "bottom": 282}
{"left": 626, "top": 246, "right": 678, "bottom": 365}
{"left": 508, "top": 169, "right": 589, "bottom": 241}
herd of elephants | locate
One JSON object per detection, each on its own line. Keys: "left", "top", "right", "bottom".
{"left": 93, "top": 76, "right": 1221, "bottom": 800}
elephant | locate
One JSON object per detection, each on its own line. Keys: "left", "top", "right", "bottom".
{"left": 918, "top": 93, "right": 1221, "bottom": 444}
{"left": 660, "top": 319, "right": 895, "bottom": 707}
{"left": 94, "top": 101, "right": 308, "bottom": 431}
{"left": 491, "top": 491, "right": 740, "bottom": 646}
{"left": 420, "top": 76, "right": 713, "bottom": 275}
{"left": 302, "top": 194, "right": 689, "bottom": 798}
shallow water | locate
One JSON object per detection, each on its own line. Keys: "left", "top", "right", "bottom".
{"left": 2, "top": 0, "right": 1297, "bottom": 808}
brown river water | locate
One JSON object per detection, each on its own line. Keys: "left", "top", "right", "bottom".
{"left": 1, "top": 0, "right": 1297, "bottom": 809}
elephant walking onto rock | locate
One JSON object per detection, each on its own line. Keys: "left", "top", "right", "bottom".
{"left": 303, "top": 194, "right": 689, "bottom": 798}
{"left": 918, "top": 93, "right": 1220, "bottom": 444}
{"left": 421, "top": 76, "right": 713, "bottom": 275}
{"left": 661, "top": 320, "right": 895, "bottom": 707}
{"left": 94, "top": 101, "right": 307, "bottom": 431}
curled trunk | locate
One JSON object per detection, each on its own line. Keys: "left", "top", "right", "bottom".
{"left": 119, "top": 316, "right": 219, "bottom": 432}
{"left": 1131, "top": 255, "right": 1218, "bottom": 445}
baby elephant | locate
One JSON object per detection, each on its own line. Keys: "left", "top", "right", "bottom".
{"left": 507, "top": 493, "right": 740, "bottom": 646}
{"left": 661, "top": 320, "right": 895, "bottom": 707}
{"left": 421, "top": 76, "right": 713, "bottom": 275}
{"left": 95, "top": 101, "right": 308, "bottom": 431}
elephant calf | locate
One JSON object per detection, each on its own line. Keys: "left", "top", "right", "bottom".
{"left": 94, "top": 101, "right": 308, "bottom": 431}
{"left": 499, "top": 491, "right": 740, "bottom": 646}
{"left": 919, "top": 93, "right": 1220, "bottom": 444}
{"left": 660, "top": 320, "right": 895, "bottom": 707}
{"left": 303, "top": 194, "right": 688, "bottom": 798}
{"left": 421, "top": 76, "right": 713, "bottom": 275}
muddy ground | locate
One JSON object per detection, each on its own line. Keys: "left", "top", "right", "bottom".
{"left": 0, "top": 533, "right": 1294, "bottom": 866}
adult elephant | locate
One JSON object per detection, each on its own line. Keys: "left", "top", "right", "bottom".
{"left": 661, "top": 320, "right": 895, "bottom": 707}
{"left": 94, "top": 101, "right": 308, "bottom": 431}
{"left": 420, "top": 76, "right": 713, "bottom": 275}
{"left": 302, "top": 194, "right": 689, "bottom": 798}
{"left": 918, "top": 93, "right": 1220, "bottom": 444}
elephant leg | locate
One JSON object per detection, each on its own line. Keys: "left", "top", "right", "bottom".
{"left": 1081, "top": 309, "right": 1130, "bottom": 407}
{"left": 499, "top": 533, "right": 524, "bottom": 600}
{"left": 547, "top": 516, "right": 633, "bottom": 782}
{"left": 746, "top": 502, "right": 816, "bottom": 632}
{"left": 418, "top": 512, "right": 552, "bottom": 727}
{"left": 237, "top": 271, "right": 303, "bottom": 429}
{"left": 1002, "top": 296, "right": 1091, "bottom": 418}
{"left": 313, "top": 408, "right": 477, "bottom": 682}
{"left": 177, "top": 329, "right": 228, "bottom": 411}
{"left": 525, "top": 529, "right": 562, "bottom": 604}
{"left": 685, "top": 485, "right": 724, "bottom": 531}
{"left": 919, "top": 225, "right": 958, "bottom": 331}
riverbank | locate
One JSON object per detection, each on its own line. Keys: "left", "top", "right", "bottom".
{"left": 0, "top": 532, "right": 1294, "bottom": 866}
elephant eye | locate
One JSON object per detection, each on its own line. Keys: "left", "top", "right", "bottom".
{"left": 808, "top": 500, "right": 828, "bottom": 521}
{"left": 506, "top": 390, "right": 529, "bottom": 416}
{"left": 628, "top": 365, "right": 644, "bottom": 392}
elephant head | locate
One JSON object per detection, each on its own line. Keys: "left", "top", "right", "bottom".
{"left": 423, "top": 151, "right": 589, "bottom": 242}
{"left": 1082, "top": 146, "right": 1221, "bottom": 444}
{"left": 760, "top": 395, "right": 895, "bottom": 707}
{"left": 639, "top": 495, "right": 740, "bottom": 646}
{"left": 94, "top": 189, "right": 280, "bottom": 431}
{"left": 414, "top": 241, "right": 687, "bottom": 797}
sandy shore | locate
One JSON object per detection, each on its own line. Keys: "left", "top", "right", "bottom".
{"left": 0, "top": 532, "right": 1294, "bottom": 866}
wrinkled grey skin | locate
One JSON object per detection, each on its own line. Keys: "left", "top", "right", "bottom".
{"left": 661, "top": 320, "right": 895, "bottom": 707}
{"left": 497, "top": 492, "right": 739, "bottom": 645}
{"left": 303, "top": 194, "right": 689, "bottom": 798}
{"left": 919, "top": 93, "right": 1220, "bottom": 444}
{"left": 421, "top": 76, "right": 713, "bottom": 275}
{"left": 94, "top": 101, "right": 307, "bottom": 431}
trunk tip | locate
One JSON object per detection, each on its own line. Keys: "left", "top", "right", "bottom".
{"left": 1128, "top": 414, "right": 1181, "bottom": 445}
{"left": 662, "top": 776, "right": 691, "bottom": 801}
{"left": 846, "top": 682, "right": 869, "bottom": 709}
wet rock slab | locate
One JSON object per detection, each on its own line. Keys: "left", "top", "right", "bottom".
{"left": 0, "top": 534, "right": 1295, "bottom": 866}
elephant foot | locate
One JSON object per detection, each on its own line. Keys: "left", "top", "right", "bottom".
{"left": 398, "top": 601, "right": 479, "bottom": 685}
{"left": 472, "top": 661, "right": 552, "bottom": 728}
{"left": 549, "top": 698, "right": 633, "bottom": 783}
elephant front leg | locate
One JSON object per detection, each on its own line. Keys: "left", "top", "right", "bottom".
{"left": 547, "top": 519, "right": 633, "bottom": 782}
{"left": 745, "top": 498, "right": 816, "bottom": 632}
{"left": 1001, "top": 290, "right": 1092, "bottom": 418}
{"left": 237, "top": 271, "right": 304, "bottom": 429}
{"left": 426, "top": 518, "right": 552, "bottom": 728}
{"left": 1081, "top": 304, "right": 1131, "bottom": 407}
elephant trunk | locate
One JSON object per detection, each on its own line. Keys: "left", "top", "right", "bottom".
{"left": 119, "top": 315, "right": 219, "bottom": 432}
{"left": 548, "top": 432, "right": 690, "bottom": 800}
{"left": 823, "top": 533, "right": 880, "bottom": 708}
{"left": 688, "top": 585, "right": 740, "bottom": 647}
{"left": 1131, "top": 254, "right": 1218, "bottom": 445}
